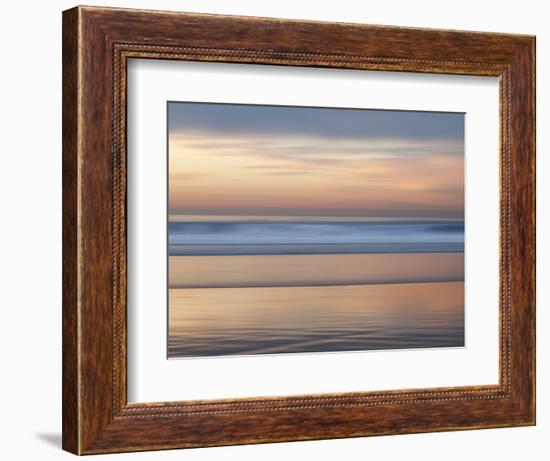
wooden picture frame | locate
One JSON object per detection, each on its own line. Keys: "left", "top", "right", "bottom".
{"left": 62, "top": 5, "right": 535, "bottom": 455}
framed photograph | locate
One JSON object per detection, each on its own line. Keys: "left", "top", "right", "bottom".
{"left": 62, "top": 6, "right": 535, "bottom": 454}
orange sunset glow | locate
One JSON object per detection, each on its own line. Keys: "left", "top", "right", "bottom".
{"left": 168, "top": 102, "right": 464, "bottom": 220}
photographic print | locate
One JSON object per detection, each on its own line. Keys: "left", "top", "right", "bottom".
{"left": 167, "top": 102, "right": 465, "bottom": 358}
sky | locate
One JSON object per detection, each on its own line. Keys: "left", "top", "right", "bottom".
{"left": 168, "top": 102, "right": 464, "bottom": 220}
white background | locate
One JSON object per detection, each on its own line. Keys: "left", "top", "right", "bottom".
{"left": 128, "top": 60, "right": 499, "bottom": 402}
{"left": 0, "top": 1, "right": 546, "bottom": 460}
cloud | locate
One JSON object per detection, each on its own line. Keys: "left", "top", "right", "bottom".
{"left": 167, "top": 106, "right": 464, "bottom": 219}
{"left": 169, "top": 131, "right": 463, "bottom": 163}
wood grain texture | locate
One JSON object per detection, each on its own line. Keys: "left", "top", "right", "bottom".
{"left": 62, "top": 5, "right": 536, "bottom": 455}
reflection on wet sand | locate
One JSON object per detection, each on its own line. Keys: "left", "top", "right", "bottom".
{"left": 168, "top": 281, "right": 464, "bottom": 358}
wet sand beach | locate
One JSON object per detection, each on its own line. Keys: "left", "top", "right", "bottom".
{"left": 168, "top": 280, "right": 464, "bottom": 357}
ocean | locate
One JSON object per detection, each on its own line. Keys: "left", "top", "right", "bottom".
{"left": 168, "top": 219, "right": 464, "bottom": 255}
